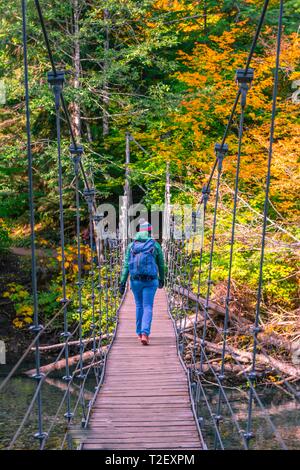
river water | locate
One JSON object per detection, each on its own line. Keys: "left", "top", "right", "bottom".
{"left": 0, "top": 368, "right": 98, "bottom": 450}
{"left": 0, "top": 371, "right": 299, "bottom": 450}
{"left": 194, "top": 383, "right": 300, "bottom": 450}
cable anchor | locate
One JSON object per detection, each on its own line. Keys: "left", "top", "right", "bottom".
{"left": 192, "top": 210, "right": 197, "bottom": 233}
{"left": 236, "top": 68, "right": 254, "bottom": 108}
{"left": 214, "top": 143, "right": 228, "bottom": 173}
{"left": 34, "top": 431, "right": 48, "bottom": 442}
{"left": 201, "top": 184, "right": 210, "bottom": 209}
{"left": 70, "top": 144, "right": 84, "bottom": 174}
{"left": 250, "top": 325, "right": 263, "bottom": 335}
{"left": 47, "top": 70, "right": 65, "bottom": 110}
{"left": 243, "top": 431, "right": 255, "bottom": 441}
{"left": 29, "top": 324, "right": 44, "bottom": 333}
{"left": 83, "top": 188, "right": 95, "bottom": 212}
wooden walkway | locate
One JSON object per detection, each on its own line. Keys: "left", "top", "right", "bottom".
{"left": 82, "top": 288, "right": 204, "bottom": 450}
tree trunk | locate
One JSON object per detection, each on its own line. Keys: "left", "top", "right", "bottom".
{"left": 70, "top": 0, "right": 81, "bottom": 139}
{"left": 188, "top": 361, "right": 253, "bottom": 375}
{"left": 178, "top": 286, "right": 292, "bottom": 354}
{"left": 102, "top": 8, "right": 110, "bottom": 137}
{"left": 176, "top": 314, "right": 205, "bottom": 331}
{"left": 163, "top": 162, "right": 171, "bottom": 247}
{"left": 185, "top": 334, "right": 300, "bottom": 379}
{"left": 24, "top": 349, "right": 107, "bottom": 376}
{"left": 30, "top": 334, "right": 111, "bottom": 352}
{"left": 203, "top": 0, "right": 208, "bottom": 35}
{"left": 172, "top": 284, "right": 228, "bottom": 317}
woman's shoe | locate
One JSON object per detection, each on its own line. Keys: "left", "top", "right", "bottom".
{"left": 141, "top": 334, "right": 149, "bottom": 345}
{"left": 137, "top": 334, "right": 142, "bottom": 340}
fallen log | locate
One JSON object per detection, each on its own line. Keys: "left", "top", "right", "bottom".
{"left": 185, "top": 334, "right": 300, "bottom": 379}
{"left": 173, "top": 285, "right": 242, "bottom": 323}
{"left": 257, "top": 332, "right": 291, "bottom": 354}
{"left": 176, "top": 314, "right": 205, "bottom": 332}
{"left": 73, "top": 360, "right": 103, "bottom": 374}
{"left": 189, "top": 361, "right": 261, "bottom": 375}
{"left": 176, "top": 286, "right": 292, "bottom": 354}
{"left": 31, "top": 334, "right": 111, "bottom": 352}
{"left": 185, "top": 336, "right": 249, "bottom": 363}
{"left": 24, "top": 348, "right": 107, "bottom": 377}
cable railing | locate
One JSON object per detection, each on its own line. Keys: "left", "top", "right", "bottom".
{"left": 0, "top": 0, "right": 124, "bottom": 450}
{"left": 164, "top": 0, "right": 297, "bottom": 450}
{"left": 1, "top": 0, "right": 296, "bottom": 452}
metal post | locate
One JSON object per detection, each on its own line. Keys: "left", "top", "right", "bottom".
{"left": 48, "top": 69, "right": 73, "bottom": 421}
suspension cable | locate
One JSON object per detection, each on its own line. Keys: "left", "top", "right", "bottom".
{"left": 201, "top": 0, "right": 270, "bottom": 195}
{"left": 199, "top": 144, "right": 227, "bottom": 373}
{"left": 214, "top": 68, "right": 253, "bottom": 449}
{"left": 34, "top": 0, "right": 93, "bottom": 197}
{"left": 21, "top": 0, "right": 46, "bottom": 447}
{"left": 8, "top": 320, "right": 80, "bottom": 449}
{"left": 48, "top": 70, "right": 73, "bottom": 425}
{"left": 246, "top": 0, "right": 285, "bottom": 446}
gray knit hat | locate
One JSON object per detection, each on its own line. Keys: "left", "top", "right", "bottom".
{"left": 139, "top": 218, "right": 152, "bottom": 232}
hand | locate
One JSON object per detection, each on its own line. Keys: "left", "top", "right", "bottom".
{"left": 158, "top": 279, "right": 164, "bottom": 289}
{"left": 119, "top": 282, "right": 126, "bottom": 295}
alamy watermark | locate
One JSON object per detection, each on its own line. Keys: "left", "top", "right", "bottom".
{"left": 0, "top": 80, "right": 6, "bottom": 105}
{"left": 0, "top": 340, "right": 6, "bottom": 365}
{"left": 292, "top": 80, "right": 300, "bottom": 104}
{"left": 94, "top": 198, "right": 204, "bottom": 250}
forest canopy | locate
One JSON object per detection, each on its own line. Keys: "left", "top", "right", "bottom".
{"left": 0, "top": 0, "right": 299, "bottom": 332}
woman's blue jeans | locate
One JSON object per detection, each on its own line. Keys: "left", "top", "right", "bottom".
{"left": 130, "top": 278, "right": 158, "bottom": 336}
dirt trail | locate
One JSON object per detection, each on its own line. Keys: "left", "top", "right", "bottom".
{"left": 10, "top": 247, "right": 56, "bottom": 257}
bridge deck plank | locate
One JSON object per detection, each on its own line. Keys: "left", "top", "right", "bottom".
{"left": 81, "top": 289, "right": 203, "bottom": 450}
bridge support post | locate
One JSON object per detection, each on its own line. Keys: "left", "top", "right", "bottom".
{"left": 70, "top": 144, "right": 86, "bottom": 384}
{"left": 83, "top": 187, "right": 98, "bottom": 368}
{"left": 48, "top": 68, "right": 74, "bottom": 422}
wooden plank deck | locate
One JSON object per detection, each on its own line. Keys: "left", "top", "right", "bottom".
{"left": 82, "top": 288, "right": 204, "bottom": 450}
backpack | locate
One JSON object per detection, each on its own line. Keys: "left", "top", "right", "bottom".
{"left": 129, "top": 239, "right": 158, "bottom": 280}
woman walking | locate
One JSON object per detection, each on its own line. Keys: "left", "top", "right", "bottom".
{"left": 119, "top": 219, "right": 165, "bottom": 345}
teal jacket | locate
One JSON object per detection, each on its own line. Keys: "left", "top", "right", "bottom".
{"left": 120, "top": 232, "right": 165, "bottom": 284}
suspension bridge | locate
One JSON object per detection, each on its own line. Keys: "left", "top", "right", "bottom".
{"left": 81, "top": 289, "right": 204, "bottom": 450}
{"left": 1, "top": 0, "right": 299, "bottom": 451}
